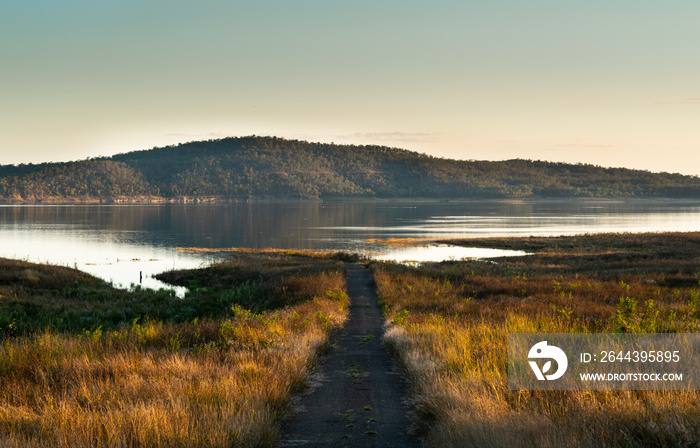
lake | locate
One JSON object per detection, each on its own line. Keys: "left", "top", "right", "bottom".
{"left": 1, "top": 200, "right": 699, "bottom": 293}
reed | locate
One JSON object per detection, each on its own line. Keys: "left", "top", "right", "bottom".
{"left": 374, "top": 232, "right": 700, "bottom": 448}
{"left": 0, "top": 256, "right": 349, "bottom": 447}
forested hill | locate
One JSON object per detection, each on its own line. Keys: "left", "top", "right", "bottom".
{"left": 1, "top": 136, "right": 700, "bottom": 202}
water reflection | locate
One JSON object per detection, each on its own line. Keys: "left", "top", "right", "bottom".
{"left": 0, "top": 225, "right": 205, "bottom": 296}
{"left": 373, "top": 244, "right": 528, "bottom": 263}
{"left": 0, "top": 200, "right": 698, "bottom": 293}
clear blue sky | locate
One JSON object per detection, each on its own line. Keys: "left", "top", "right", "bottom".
{"left": 2, "top": 1, "right": 699, "bottom": 174}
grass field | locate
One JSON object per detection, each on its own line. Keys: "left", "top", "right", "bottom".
{"left": 374, "top": 232, "right": 700, "bottom": 447}
{"left": 0, "top": 252, "right": 349, "bottom": 447}
{"left": 4, "top": 233, "right": 700, "bottom": 447}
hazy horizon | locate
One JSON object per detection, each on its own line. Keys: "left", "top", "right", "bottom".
{"left": 2, "top": 2, "right": 699, "bottom": 175}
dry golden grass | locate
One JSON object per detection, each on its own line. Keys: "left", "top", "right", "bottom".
{"left": 174, "top": 247, "right": 365, "bottom": 262}
{"left": 365, "top": 237, "right": 437, "bottom": 247}
{"left": 373, "top": 232, "right": 700, "bottom": 448}
{"left": 0, "top": 264, "right": 348, "bottom": 447}
{"left": 176, "top": 246, "right": 330, "bottom": 255}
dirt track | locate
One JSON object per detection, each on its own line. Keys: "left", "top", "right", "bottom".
{"left": 279, "top": 263, "right": 420, "bottom": 448}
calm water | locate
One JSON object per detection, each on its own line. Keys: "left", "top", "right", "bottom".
{"left": 1, "top": 200, "right": 699, "bottom": 293}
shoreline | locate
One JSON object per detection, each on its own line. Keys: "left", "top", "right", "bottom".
{"left": 1, "top": 196, "right": 700, "bottom": 206}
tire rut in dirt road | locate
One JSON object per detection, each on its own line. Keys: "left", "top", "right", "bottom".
{"left": 279, "top": 263, "right": 420, "bottom": 448}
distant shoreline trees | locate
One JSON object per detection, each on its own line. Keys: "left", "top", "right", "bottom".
{"left": 1, "top": 136, "right": 699, "bottom": 202}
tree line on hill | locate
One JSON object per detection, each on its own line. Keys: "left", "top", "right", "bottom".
{"left": 1, "top": 136, "right": 699, "bottom": 202}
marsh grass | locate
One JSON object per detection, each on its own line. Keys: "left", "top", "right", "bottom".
{"left": 174, "top": 247, "right": 366, "bottom": 263}
{"left": 365, "top": 237, "right": 437, "bottom": 247}
{"left": 374, "top": 232, "right": 700, "bottom": 447}
{"left": 0, "top": 254, "right": 349, "bottom": 447}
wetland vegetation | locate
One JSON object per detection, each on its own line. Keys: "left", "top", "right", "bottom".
{"left": 2, "top": 232, "right": 700, "bottom": 447}
{"left": 374, "top": 232, "right": 700, "bottom": 447}
{"left": 0, "top": 252, "right": 349, "bottom": 447}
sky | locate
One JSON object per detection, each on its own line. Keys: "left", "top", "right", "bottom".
{"left": 1, "top": 1, "right": 699, "bottom": 175}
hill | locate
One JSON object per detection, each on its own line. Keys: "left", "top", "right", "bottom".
{"left": 0, "top": 160, "right": 151, "bottom": 202}
{"left": 1, "top": 136, "right": 700, "bottom": 202}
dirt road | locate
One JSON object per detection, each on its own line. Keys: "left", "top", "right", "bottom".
{"left": 279, "top": 263, "right": 420, "bottom": 448}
